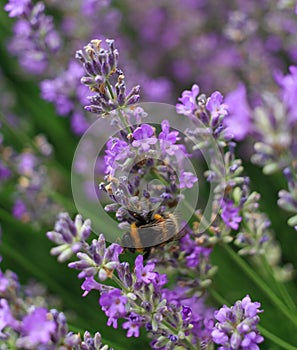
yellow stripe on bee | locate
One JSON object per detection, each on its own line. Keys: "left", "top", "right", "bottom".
{"left": 131, "top": 223, "right": 142, "bottom": 248}
{"left": 153, "top": 214, "right": 163, "bottom": 222}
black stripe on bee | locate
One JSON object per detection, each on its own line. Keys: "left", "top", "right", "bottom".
{"left": 121, "top": 213, "right": 182, "bottom": 250}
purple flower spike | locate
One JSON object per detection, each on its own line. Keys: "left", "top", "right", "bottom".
{"left": 176, "top": 84, "right": 199, "bottom": 116}
{"left": 179, "top": 171, "right": 198, "bottom": 189}
{"left": 132, "top": 124, "right": 158, "bottom": 152}
{"left": 69, "top": 234, "right": 123, "bottom": 281}
{"left": 206, "top": 91, "right": 228, "bottom": 124}
{"left": 122, "top": 313, "right": 142, "bottom": 337}
{"left": 276, "top": 66, "right": 297, "bottom": 124}
{"left": 17, "top": 308, "right": 56, "bottom": 348}
{"left": 0, "top": 161, "right": 12, "bottom": 180}
{"left": 4, "top": 0, "right": 30, "bottom": 18}
{"left": 47, "top": 213, "right": 91, "bottom": 262}
{"left": 221, "top": 199, "right": 242, "bottom": 230}
{"left": 0, "top": 299, "right": 18, "bottom": 337}
{"left": 212, "top": 295, "right": 263, "bottom": 350}
{"left": 135, "top": 255, "right": 156, "bottom": 284}
{"left": 99, "top": 289, "right": 128, "bottom": 328}
{"left": 224, "top": 83, "right": 252, "bottom": 141}
{"left": 159, "top": 120, "right": 179, "bottom": 145}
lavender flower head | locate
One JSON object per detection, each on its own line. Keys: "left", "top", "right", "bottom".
{"left": 101, "top": 120, "right": 198, "bottom": 240}
{"left": 5, "top": 0, "right": 61, "bottom": 74}
{"left": 76, "top": 39, "right": 140, "bottom": 116}
{"left": 47, "top": 213, "right": 91, "bottom": 262}
{"left": 4, "top": 0, "right": 30, "bottom": 18}
{"left": 212, "top": 295, "right": 264, "bottom": 350}
{"left": 16, "top": 307, "right": 56, "bottom": 348}
{"left": 68, "top": 234, "right": 123, "bottom": 281}
{"left": 221, "top": 199, "right": 242, "bottom": 231}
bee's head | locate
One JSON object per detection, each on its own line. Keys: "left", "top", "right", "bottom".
{"left": 126, "top": 209, "right": 156, "bottom": 225}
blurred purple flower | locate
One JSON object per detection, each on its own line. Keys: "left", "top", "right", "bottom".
{"left": 17, "top": 152, "right": 36, "bottom": 176}
{"left": 224, "top": 83, "right": 252, "bottom": 141}
{"left": 47, "top": 213, "right": 91, "bottom": 262}
{"left": 12, "top": 199, "right": 28, "bottom": 221}
{"left": 275, "top": 65, "right": 297, "bottom": 124}
{"left": 4, "top": 0, "right": 30, "bottom": 18}
{"left": 0, "top": 161, "right": 11, "bottom": 180}
{"left": 20, "top": 308, "right": 56, "bottom": 346}
{"left": 71, "top": 112, "right": 89, "bottom": 135}
{"left": 179, "top": 171, "right": 198, "bottom": 189}
{"left": 0, "top": 299, "right": 18, "bottom": 337}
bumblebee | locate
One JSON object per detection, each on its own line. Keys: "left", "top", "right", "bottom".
{"left": 121, "top": 211, "right": 184, "bottom": 259}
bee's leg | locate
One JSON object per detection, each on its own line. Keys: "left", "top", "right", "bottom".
{"left": 143, "top": 247, "right": 151, "bottom": 260}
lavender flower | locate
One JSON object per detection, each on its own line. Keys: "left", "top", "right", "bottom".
{"left": 224, "top": 83, "right": 252, "bottom": 141}
{"left": 76, "top": 39, "right": 140, "bottom": 116}
{"left": 12, "top": 199, "right": 28, "bottom": 222}
{"left": 16, "top": 307, "right": 56, "bottom": 348}
{"left": 0, "top": 298, "right": 18, "bottom": 338}
{"left": 206, "top": 91, "right": 228, "bottom": 121}
{"left": 47, "top": 213, "right": 91, "bottom": 262}
{"left": 212, "top": 295, "right": 264, "bottom": 350}
{"left": 276, "top": 65, "right": 297, "bottom": 124}
{"left": 0, "top": 161, "right": 11, "bottom": 181}
{"left": 177, "top": 83, "right": 231, "bottom": 144}
{"left": 122, "top": 313, "right": 142, "bottom": 337}
{"left": 68, "top": 234, "right": 123, "bottom": 281}
{"left": 221, "top": 199, "right": 242, "bottom": 230}
{"left": 99, "top": 289, "right": 128, "bottom": 328}
{"left": 176, "top": 84, "right": 200, "bottom": 116}
{"left": 6, "top": 0, "right": 61, "bottom": 74}
{"left": 134, "top": 255, "right": 156, "bottom": 284}
{"left": 4, "top": 0, "right": 30, "bottom": 18}
{"left": 99, "top": 118, "right": 197, "bottom": 237}
{"left": 0, "top": 251, "right": 112, "bottom": 349}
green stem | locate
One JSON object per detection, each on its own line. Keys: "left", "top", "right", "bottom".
{"left": 239, "top": 213, "right": 297, "bottom": 312}
{"left": 258, "top": 326, "right": 297, "bottom": 350}
{"left": 222, "top": 244, "right": 297, "bottom": 327}
{"left": 105, "top": 80, "right": 115, "bottom": 100}
{"left": 112, "top": 274, "right": 129, "bottom": 293}
{"left": 259, "top": 254, "right": 297, "bottom": 311}
{"left": 209, "top": 289, "right": 228, "bottom": 305}
{"left": 1, "top": 241, "right": 67, "bottom": 298}
{"left": 118, "top": 108, "right": 132, "bottom": 134}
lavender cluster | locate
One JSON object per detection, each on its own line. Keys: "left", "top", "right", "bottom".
{"left": 43, "top": 38, "right": 269, "bottom": 349}
{"left": 45, "top": 212, "right": 263, "bottom": 350}
{"left": 5, "top": 0, "right": 297, "bottom": 136}
{"left": 3, "top": 1, "right": 297, "bottom": 349}
{"left": 0, "top": 132, "right": 62, "bottom": 227}
{"left": 250, "top": 67, "right": 297, "bottom": 231}
{"left": 0, "top": 256, "right": 111, "bottom": 349}
{"left": 212, "top": 295, "right": 263, "bottom": 349}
